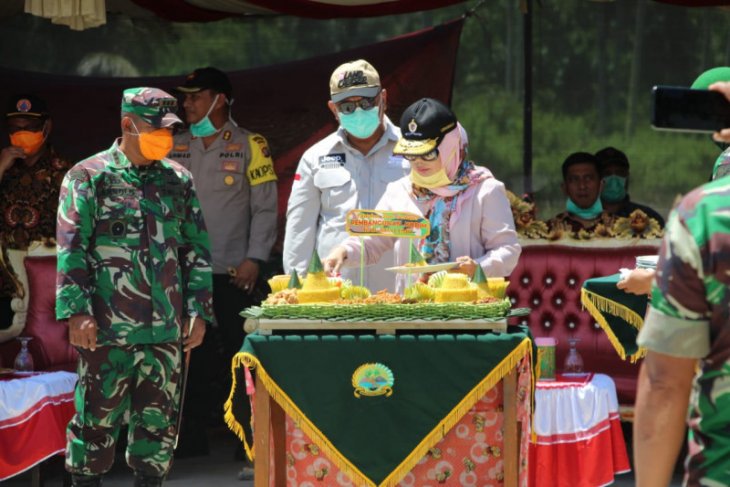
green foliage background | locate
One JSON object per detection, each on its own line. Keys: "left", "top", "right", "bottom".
{"left": 0, "top": 0, "right": 728, "bottom": 220}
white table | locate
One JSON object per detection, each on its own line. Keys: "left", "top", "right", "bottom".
{"left": 0, "top": 371, "right": 77, "bottom": 482}
{"left": 529, "top": 373, "right": 631, "bottom": 487}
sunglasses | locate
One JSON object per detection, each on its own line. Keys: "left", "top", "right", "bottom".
{"left": 336, "top": 96, "right": 379, "bottom": 115}
{"left": 402, "top": 149, "right": 439, "bottom": 162}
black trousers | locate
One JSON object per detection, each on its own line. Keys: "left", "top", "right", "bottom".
{"left": 179, "top": 274, "right": 263, "bottom": 449}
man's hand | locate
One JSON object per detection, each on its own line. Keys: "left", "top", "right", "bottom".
{"left": 710, "top": 81, "right": 730, "bottom": 143}
{"left": 323, "top": 246, "right": 347, "bottom": 276}
{"left": 182, "top": 316, "right": 205, "bottom": 352}
{"left": 617, "top": 268, "right": 655, "bottom": 296}
{"left": 69, "top": 314, "right": 98, "bottom": 351}
{"left": 231, "top": 259, "right": 260, "bottom": 294}
{"left": 0, "top": 146, "right": 24, "bottom": 178}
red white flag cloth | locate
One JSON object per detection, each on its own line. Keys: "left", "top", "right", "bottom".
{"left": 0, "top": 371, "right": 76, "bottom": 481}
{"left": 529, "top": 373, "right": 631, "bottom": 487}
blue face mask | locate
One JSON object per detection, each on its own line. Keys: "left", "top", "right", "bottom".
{"left": 566, "top": 197, "right": 603, "bottom": 220}
{"left": 339, "top": 106, "right": 381, "bottom": 139}
{"left": 601, "top": 175, "right": 627, "bottom": 203}
{"left": 190, "top": 94, "right": 220, "bottom": 138}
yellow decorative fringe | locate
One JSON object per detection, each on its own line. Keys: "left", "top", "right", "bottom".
{"left": 223, "top": 354, "right": 255, "bottom": 462}
{"left": 224, "top": 339, "right": 533, "bottom": 487}
{"left": 580, "top": 288, "right": 647, "bottom": 363}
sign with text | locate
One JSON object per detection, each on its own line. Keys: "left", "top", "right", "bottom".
{"left": 346, "top": 210, "right": 430, "bottom": 238}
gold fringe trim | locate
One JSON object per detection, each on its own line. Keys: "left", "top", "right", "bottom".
{"left": 223, "top": 353, "right": 254, "bottom": 462}
{"left": 379, "top": 337, "right": 532, "bottom": 487}
{"left": 230, "top": 352, "right": 375, "bottom": 486}
{"left": 224, "top": 340, "right": 532, "bottom": 487}
{"left": 581, "top": 288, "right": 647, "bottom": 362}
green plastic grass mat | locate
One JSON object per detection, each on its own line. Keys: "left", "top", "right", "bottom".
{"left": 242, "top": 299, "right": 529, "bottom": 322}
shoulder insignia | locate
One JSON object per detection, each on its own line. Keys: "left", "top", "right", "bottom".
{"left": 223, "top": 130, "right": 232, "bottom": 141}
{"left": 352, "top": 362, "right": 394, "bottom": 398}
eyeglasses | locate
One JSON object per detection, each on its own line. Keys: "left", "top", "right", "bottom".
{"left": 336, "top": 96, "right": 379, "bottom": 115}
{"left": 402, "top": 149, "right": 439, "bottom": 162}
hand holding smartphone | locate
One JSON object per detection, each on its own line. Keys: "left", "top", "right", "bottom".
{"left": 651, "top": 85, "right": 730, "bottom": 133}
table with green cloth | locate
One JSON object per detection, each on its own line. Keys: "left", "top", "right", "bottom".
{"left": 581, "top": 273, "right": 648, "bottom": 362}
{"left": 224, "top": 327, "right": 533, "bottom": 487}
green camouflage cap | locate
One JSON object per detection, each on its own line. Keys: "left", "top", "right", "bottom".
{"left": 121, "top": 87, "right": 182, "bottom": 128}
{"left": 691, "top": 67, "right": 730, "bottom": 89}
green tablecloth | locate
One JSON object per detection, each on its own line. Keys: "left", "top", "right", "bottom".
{"left": 581, "top": 273, "right": 648, "bottom": 361}
{"left": 224, "top": 327, "right": 532, "bottom": 487}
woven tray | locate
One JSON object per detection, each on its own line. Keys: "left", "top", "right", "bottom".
{"left": 242, "top": 299, "right": 528, "bottom": 322}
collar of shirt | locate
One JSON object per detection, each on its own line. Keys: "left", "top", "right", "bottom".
{"left": 191, "top": 119, "right": 237, "bottom": 153}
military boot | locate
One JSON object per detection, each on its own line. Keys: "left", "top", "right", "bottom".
{"left": 71, "top": 474, "right": 103, "bottom": 487}
{"left": 133, "top": 471, "right": 164, "bottom": 487}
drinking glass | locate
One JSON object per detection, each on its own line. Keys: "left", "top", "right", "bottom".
{"left": 563, "top": 337, "right": 584, "bottom": 376}
{"left": 14, "top": 336, "right": 34, "bottom": 372}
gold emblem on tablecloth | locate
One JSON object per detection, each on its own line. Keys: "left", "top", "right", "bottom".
{"left": 352, "top": 362, "right": 394, "bottom": 398}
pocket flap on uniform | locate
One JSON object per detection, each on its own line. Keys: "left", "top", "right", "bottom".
{"left": 313, "top": 168, "right": 352, "bottom": 189}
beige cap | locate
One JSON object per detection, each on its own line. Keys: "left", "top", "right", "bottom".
{"left": 329, "top": 59, "right": 381, "bottom": 103}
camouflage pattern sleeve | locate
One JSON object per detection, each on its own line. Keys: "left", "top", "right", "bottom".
{"left": 638, "top": 191, "right": 712, "bottom": 358}
{"left": 56, "top": 166, "right": 97, "bottom": 319}
{"left": 179, "top": 177, "right": 213, "bottom": 321}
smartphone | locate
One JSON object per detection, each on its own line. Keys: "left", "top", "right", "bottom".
{"left": 651, "top": 85, "right": 730, "bottom": 133}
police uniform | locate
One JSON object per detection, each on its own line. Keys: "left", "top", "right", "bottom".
{"left": 283, "top": 116, "right": 404, "bottom": 292}
{"left": 56, "top": 89, "right": 213, "bottom": 482}
{"left": 170, "top": 121, "right": 277, "bottom": 275}
{"left": 169, "top": 120, "right": 277, "bottom": 450}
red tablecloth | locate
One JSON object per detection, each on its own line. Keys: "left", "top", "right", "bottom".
{"left": 0, "top": 371, "right": 77, "bottom": 481}
{"left": 529, "top": 373, "right": 630, "bottom": 487}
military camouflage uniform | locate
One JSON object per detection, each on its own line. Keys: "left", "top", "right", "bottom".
{"left": 56, "top": 88, "right": 213, "bottom": 478}
{"left": 639, "top": 176, "right": 730, "bottom": 486}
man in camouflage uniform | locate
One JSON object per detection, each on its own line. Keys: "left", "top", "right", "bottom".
{"left": 633, "top": 77, "right": 730, "bottom": 487}
{"left": 170, "top": 67, "right": 277, "bottom": 469}
{"left": 0, "top": 94, "right": 70, "bottom": 326}
{"left": 56, "top": 87, "right": 213, "bottom": 487}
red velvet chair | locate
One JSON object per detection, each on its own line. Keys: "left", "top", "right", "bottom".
{"left": 507, "top": 243, "right": 659, "bottom": 406}
{"left": 0, "top": 255, "right": 77, "bottom": 371}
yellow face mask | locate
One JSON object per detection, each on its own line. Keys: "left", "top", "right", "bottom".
{"left": 10, "top": 128, "right": 46, "bottom": 156}
{"left": 409, "top": 167, "right": 452, "bottom": 188}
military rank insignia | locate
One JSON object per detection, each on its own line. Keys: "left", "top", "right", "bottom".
{"left": 223, "top": 130, "right": 232, "bottom": 141}
{"left": 352, "top": 363, "right": 394, "bottom": 398}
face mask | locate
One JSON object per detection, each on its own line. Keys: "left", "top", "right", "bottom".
{"left": 339, "top": 106, "right": 381, "bottom": 139}
{"left": 190, "top": 94, "right": 221, "bottom": 138}
{"left": 410, "top": 167, "right": 452, "bottom": 189}
{"left": 566, "top": 197, "right": 603, "bottom": 220}
{"left": 129, "top": 120, "right": 173, "bottom": 161}
{"left": 601, "top": 175, "right": 627, "bottom": 203}
{"left": 10, "top": 125, "right": 46, "bottom": 155}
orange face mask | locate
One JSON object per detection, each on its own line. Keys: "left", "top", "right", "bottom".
{"left": 10, "top": 130, "right": 45, "bottom": 156}
{"left": 138, "top": 129, "right": 173, "bottom": 161}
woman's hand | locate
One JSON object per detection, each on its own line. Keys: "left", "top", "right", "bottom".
{"left": 323, "top": 246, "right": 348, "bottom": 276}
{"left": 453, "top": 255, "right": 478, "bottom": 278}
{"left": 617, "top": 268, "right": 656, "bottom": 296}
